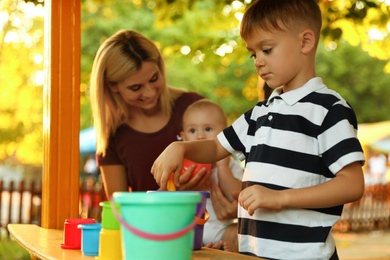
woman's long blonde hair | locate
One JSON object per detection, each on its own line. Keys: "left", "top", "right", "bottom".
{"left": 90, "top": 30, "right": 185, "bottom": 156}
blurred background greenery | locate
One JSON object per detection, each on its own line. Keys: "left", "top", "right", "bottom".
{"left": 0, "top": 238, "right": 30, "bottom": 259}
{"left": 0, "top": 0, "right": 389, "bottom": 173}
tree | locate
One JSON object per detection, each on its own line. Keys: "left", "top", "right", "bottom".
{"left": 316, "top": 39, "right": 390, "bottom": 122}
{"left": 1, "top": 0, "right": 389, "bottom": 166}
{"left": 0, "top": 0, "right": 44, "bottom": 165}
{"left": 318, "top": 0, "right": 390, "bottom": 70}
{"left": 79, "top": 0, "right": 390, "bottom": 126}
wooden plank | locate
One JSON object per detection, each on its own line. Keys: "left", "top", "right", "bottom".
{"left": 8, "top": 224, "right": 94, "bottom": 260}
{"left": 8, "top": 224, "right": 259, "bottom": 260}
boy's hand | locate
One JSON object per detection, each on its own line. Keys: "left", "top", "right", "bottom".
{"left": 238, "top": 185, "right": 284, "bottom": 215}
{"left": 151, "top": 142, "right": 184, "bottom": 190}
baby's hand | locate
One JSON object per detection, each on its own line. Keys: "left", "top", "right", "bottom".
{"left": 151, "top": 142, "right": 184, "bottom": 190}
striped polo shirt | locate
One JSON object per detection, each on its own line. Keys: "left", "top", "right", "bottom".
{"left": 217, "top": 77, "right": 365, "bottom": 260}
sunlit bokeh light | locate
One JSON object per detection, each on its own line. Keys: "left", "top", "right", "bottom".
{"left": 180, "top": 45, "right": 191, "bottom": 55}
{"left": 325, "top": 41, "right": 338, "bottom": 51}
{"left": 32, "top": 70, "right": 44, "bottom": 86}
{"left": 378, "top": 0, "right": 390, "bottom": 5}
{"left": 4, "top": 31, "right": 19, "bottom": 43}
{"left": 22, "top": 2, "right": 44, "bottom": 18}
{"left": 368, "top": 28, "right": 386, "bottom": 41}
{"left": 215, "top": 43, "right": 233, "bottom": 57}
{"left": 192, "top": 50, "right": 205, "bottom": 64}
{"left": 33, "top": 53, "right": 43, "bottom": 64}
{"left": 355, "top": 1, "right": 365, "bottom": 10}
{"left": 222, "top": 5, "right": 232, "bottom": 16}
{"left": 231, "top": 1, "right": 244, "bottom": 10}
{"left": 235, "top": 12, "right": 243, "bottom": 22}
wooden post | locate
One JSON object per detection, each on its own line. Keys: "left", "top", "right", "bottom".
{"left": 41, "top": 0, "right": 81, "bottom": 229}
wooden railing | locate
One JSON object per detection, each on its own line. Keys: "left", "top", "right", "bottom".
{"left": 78, "top": 175, "right": 106, "bottom": 222}
{"left": 333, "top": 183, "right": 390, "bottom": 233}
{"left": 0, "top": 176, "right": 106, "bottom": 239}
{"left": 0, "top": 179, "right": 42, "bottom": 239}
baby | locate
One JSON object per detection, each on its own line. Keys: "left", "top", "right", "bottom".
{"left": 180, "top": 99, "right": 243, "bottom": 251}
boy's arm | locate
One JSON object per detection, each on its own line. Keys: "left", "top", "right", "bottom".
{"left": 215, "top": 157, "right": 242, "bottom": 202}
{"left": 283, "top": 162, "right": 364, "bottom": 208}
{"left": 239, "top": 162, "right": 364, "bottom": 215}
{"left": 151, "top": 139, "right": 230, "bottom": 190}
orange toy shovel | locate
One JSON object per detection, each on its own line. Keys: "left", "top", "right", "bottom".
{"left": 167, "top": 174, "right": 176, "bottom": 191}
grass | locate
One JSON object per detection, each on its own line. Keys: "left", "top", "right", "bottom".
{"left": 0, "top": 237, "right": 30, "bottom": 260}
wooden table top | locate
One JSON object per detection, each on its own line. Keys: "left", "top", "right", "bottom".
{"left": 8, "top": 224, "right": 258, "bottom": 260}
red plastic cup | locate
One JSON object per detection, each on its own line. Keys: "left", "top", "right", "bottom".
{"left": 60, "top": 218, "right": 96, "bottom": 249}
{"left": 181, "top": 159, "right": 212, "bottom": 179}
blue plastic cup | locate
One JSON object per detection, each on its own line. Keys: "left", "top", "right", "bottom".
{"left": 78, "top": 223, "right": 102, "bottom": 256}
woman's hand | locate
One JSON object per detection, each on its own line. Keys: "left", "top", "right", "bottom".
{"left": 178, "top": 165, "right": 211, "bottom": 191}
{"left": 209, "top": 182, "right": 238, "bottom": 220}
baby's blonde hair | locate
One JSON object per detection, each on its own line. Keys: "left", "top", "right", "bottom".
{"left": 183, "top": 99, "right": 227, "bottom": 128}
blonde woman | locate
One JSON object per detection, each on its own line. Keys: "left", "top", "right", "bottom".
{"left": 90, "top": 30, "right": 205, "bottom": 197}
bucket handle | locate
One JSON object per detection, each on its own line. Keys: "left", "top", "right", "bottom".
{"left": 110, "top": 195, "right": 206, "bottom": 241}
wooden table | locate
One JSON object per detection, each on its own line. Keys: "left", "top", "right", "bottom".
{"left": 8, "top": 224, "right": 258, "bottom": 260}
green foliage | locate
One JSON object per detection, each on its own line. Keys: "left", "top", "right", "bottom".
{"left": 0, "top": 237, "right": 30, "bottom": 260}
{"left": 80, "top": 0, "right": 257, "bottom": 128}
{"left": 316, "top": 40, "right": 390, "bottom": 123}
{"left": 0, "top": 0, "right": 44, "bottom": 164}
{"left": 1, "top": 0, "right": 390, "bottom": 165}
{"left": 80, "top": 0, "right": 390, "bottom": 127}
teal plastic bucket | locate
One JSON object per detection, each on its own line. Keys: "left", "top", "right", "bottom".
{"left": 113, "top": 191, "right": 201, "bottom": 260}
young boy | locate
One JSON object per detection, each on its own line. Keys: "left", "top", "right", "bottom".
{"left": 151, "top": 0, "right": 365, "bottom": 259}
{"left": 180, "top": 99, "right": 242, "bottom": 251}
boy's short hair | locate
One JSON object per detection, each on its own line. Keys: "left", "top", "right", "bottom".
{"left": 240, "top": 0, "right": 322, "bottom": 43}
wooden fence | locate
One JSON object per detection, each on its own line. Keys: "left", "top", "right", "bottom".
{"left": 333, "top": 183, "right": 390, "bottom": 233}
{"left": 79, "top": 175, "right": 106, "bottom": 221}
{"left": 0, "top": 179, "right": 41, "bottom": 239}
{"left": 0, "top": 176, "right": 106, "bottom": 239}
